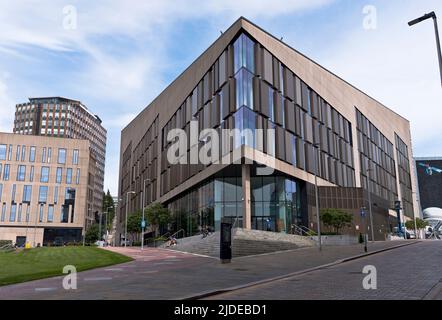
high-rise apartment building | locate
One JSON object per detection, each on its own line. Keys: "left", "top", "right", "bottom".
{"left": 14, "top": 97, "right": 107, "bottom": 216}
{"left": 0, "top": 132, "right": 95, "bottom": 246}
{"left": 118, "top": 18, "right": 418, "bottom": 241}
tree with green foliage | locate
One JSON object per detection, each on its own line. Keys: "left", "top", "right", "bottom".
{"left": 127, "top": 210, "right": 143, "bottom": 242}
{"left": 102, "top": 190, "right": 115, "bottom": 230}
{"left": 320, "top": 208, "right": 353, "bottom": 235}
{"left": 405, "top": 218, "right": 428, "bottom": 239}
{"left": 85, "top": 224, "right": 100, "bottom": 244}
{"left": 145, "top": 203, "right": 171, "bottom": 237}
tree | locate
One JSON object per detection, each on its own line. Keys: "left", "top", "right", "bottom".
{"left": 320, "top": 208, "right": 353, "bottom": 235}
{"left": 145, "top": 203, "right": 171, "bottom": 237}
{"left": 85, "top": 224, "right": 100, "bottom": 244}
{"left": 405, "top": 218, "right": 428, "bottom": 238}
{"left": 102, "top": 190, "right": 115, "bottom": 230}
{"left": 127, "top": 210, "right": 143, "bottom": 241}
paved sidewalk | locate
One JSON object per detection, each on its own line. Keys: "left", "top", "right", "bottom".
{"left": 0, "top": 240, "right": 419, "bottom": 300}
{"left": 205, "top": 240, "right": 442, "bottom": 300}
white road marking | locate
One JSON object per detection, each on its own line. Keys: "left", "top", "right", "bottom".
{"left": 104, "top": 268, "right": 123, "bottom": 271}
{"left": 84, "top": 277, "right": 113, "bottom": 281}
{"left": 141, "top": 270, "right": 159, "bottom": 274}
{"left": 35, "top": 287, "right": 57, "bottom": 292}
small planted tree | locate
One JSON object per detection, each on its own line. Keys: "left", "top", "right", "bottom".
{"left": 85, "top": 224, "right": 100, "bottom": 244}
{"left": 127, "top": 210, "right": 143, "bottom": 242}
{"left": 405, "top": 218, "right": 428, "bottom": 239}
{"left": 145, "top": 203, "right": 171, "bottom": 237}
{"left": 320, "top": 208, "right": 353, "bottom": 235}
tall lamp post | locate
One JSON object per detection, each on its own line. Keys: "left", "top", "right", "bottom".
{"left": 408, "top": 11, "right": 442, "bottom": 87}
{"left": 366, "top": 160, "right": 375, "bottom": 242}
{"left": 125, "top": 191, "right": 136, "bottom": 248}
{"left": 141, "top": 179, "right": 151, "bottom": 251}
{"left": 313, "top": 142, "right": 322, "bottom": 251}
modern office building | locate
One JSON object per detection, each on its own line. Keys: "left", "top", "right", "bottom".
{"left": 118, "top": 17, "right": 418, "bottom": 241}
{"left": 14, "top": 97, "right": 107, "bottom": 216}
{"left": 0, "top": 132, "right": 96, "bottom": 246}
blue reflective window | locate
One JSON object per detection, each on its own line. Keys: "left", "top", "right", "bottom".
{"left": 40, "top": 167, "right": 50, "bottom": 183}
{"left": 56, "top": 167, "right": 62, "bottom": 184}
{"left": 235, "top": 68, "right": 254, "bottom": 110}
{"left": 3, "top": 164, "right": 10, "bottom": 181}
{"left": 66, "top": 168, "right": 73, "bottom": 184}
{"left": 0, "top": 144, "right": 6, "bottom": 160}
{"left": 29, "top": 146, "right": 36, "bottom": 162}
{"left": 234, "top": 34, "right": 255, "bottom": 74}
{"left": 17, "top": 165, "right": 26, "bottom": 181}
{"left": 1, "top": 203, "right": 6, "bottom": 222}
{"left": 9, "top": 204, "right": 16, "bottom": 222}
{"left": 58, "top": 148, "right": 66, "bottom": 164}
{"left": 38, "top": 186, "right": 48, "bottom": 203}
{"left": 23, "top": 185, "right": 32, "bottom": 203}
{"left": 47, "top": 205, "right": 54, "bottom": 223}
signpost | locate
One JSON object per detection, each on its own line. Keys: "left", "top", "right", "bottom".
{"left": 220, "top": 221, "right": 232, "bottom": 263}
{"left": 360, "top": 207, "right": 368, "bottom": 252}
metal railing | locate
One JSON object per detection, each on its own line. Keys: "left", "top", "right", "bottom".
{"left": 291, "top": 224, "right": 317, "bottom": 237}
{"left": 0, "top": 244, "right": 14, "bottom": 252}
{"left": 170, "top": 229, "right": 185, "bottom": 240}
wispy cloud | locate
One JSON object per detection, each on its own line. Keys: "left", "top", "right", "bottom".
{"left": 320, "top": 0, "right": 442, "bottom": 156}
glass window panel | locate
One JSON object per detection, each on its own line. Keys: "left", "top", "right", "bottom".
{"left": 234, "top": 34, "right": 255, "bottom": 74}
{"left": 17, "top": 165, "right": 26, "bottom": 181}
{"left": 0, "top": 144, "right": 7, "bottom": 160}
{"left": 9, "top": 204, "right": 16, "bottom": 222}
{"left": 40, "top": 167, "right": 50, "bottom": 183}
{"left": 58, "top": 148, "right": 66, "bottom": 164}
{"left": 66, "top": 168, "right": 73, "bottom": 184}
{"left": 47, "top": 205, "right": 54, "bottom": 222}
{"left": 29, "top": 146, "right": 36, "bottom": 162}
{"left": 235, "top": 68, "right": 254, "bottom": 110}
{"left": 38, "top": 186, "right": 48, "bottom": 203}
{"left": 3, "top": 164, "right": 10, "bottom": 181}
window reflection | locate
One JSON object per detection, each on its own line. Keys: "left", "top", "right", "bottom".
{"left": 234, "top": 34, "right": 255, "bottom": 74}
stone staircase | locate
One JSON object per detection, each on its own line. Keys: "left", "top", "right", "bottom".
{"left": 163, "top": 228, "right": 316, "bottom": 258}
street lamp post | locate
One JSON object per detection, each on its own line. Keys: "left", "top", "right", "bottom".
{"left": 125, "top": 191, "right": 136, "bottom": 248}
{"left": 313, "top": 143, "right": 322, "bottom": 251}
{"left": 141, "top": 179, "right": 151, "bottom": 251}
{"left": 408, "top": 11, "right": 442, "bottom": 87}
{"left": 366, "top": 160, "right": 375, "bottom": 242}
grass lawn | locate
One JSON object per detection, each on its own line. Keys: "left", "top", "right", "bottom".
{"left": 0, "top": 246, "right": 133, "bottom": 286}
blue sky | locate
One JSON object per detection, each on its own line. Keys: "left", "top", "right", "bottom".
{"left": 1, "top": 0, "right": 442, "bottom": 195}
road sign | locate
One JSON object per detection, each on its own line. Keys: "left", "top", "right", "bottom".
{"left": 141, "top": 220, "right": 146, "bottom": 228}
{"left": 360, "top": 208, "right": 366, "bottom": 218}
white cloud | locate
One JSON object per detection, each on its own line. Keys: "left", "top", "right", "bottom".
{"left": 0, "top": 76, "right": 16, "bottom": 133}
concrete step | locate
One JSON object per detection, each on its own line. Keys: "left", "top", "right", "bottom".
{"left": 164, "top": 228, "right": 315, "bottom": 258}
